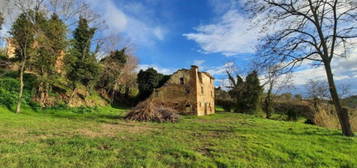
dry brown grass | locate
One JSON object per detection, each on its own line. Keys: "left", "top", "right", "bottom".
{"left": 76, "top": 123, "right": 157, "bottom": 137}
{"left": 312, "top": 103, "right": 357, "bottom": 131}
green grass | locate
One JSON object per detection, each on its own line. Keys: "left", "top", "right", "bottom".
{"left": 0, "top": 106, "right": 356, "bottom": 168}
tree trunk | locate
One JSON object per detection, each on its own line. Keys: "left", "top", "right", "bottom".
{"left": 324, "top": 62, "right": 354, "bottom": 136}
{"left": 16, "top": 59, "right": 26, "bottom": 113}
{"left": 264, "top": 82, "right": 273, "bottom": 119}
{"left": 68, "top": 87, "right": 77, "bottom": 106}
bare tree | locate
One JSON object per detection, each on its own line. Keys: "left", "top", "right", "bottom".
{"left": 306, "top": 79, "right": 330, "bottom": 113}
{"left": 246, "top": 0, "right": 356, "bottom": 136}
{"left": 261, "top": 66, "right": 280, "bottom": 119}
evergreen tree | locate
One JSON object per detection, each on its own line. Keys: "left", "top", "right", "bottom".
{"left": 10, "top": 10, "right": 36, "bottom": 113}
{"left": 227, "top": 71, "right": 262, "bottom": 113}
{"left": 31, "top": 13, "right": 67, "bottom": 106}
{"left": 137, "top": 68, "right": 169, "bottom": 100}
{"left": 65, "top": 17, "right": 100, "bottom": 88}
{"left": 245, "top": 71, "right": 262, "bottom": 113}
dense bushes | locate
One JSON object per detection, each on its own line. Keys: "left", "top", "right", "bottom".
{"left": 0, "top": 78, "right": 25, "bottom": 108}
{"left": 273, "top": 102, "right": 314, "bottom": 121}
{"left": 215, "top": 99, "right": 234, "bottom": 112}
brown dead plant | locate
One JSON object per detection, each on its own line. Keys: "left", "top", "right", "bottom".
{"left": 125, "top": 99, "right": 179, "bottom": 123}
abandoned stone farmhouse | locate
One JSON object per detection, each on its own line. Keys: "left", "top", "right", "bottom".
{"left": 148, "top": 65, "right": 215, "bottom": 116}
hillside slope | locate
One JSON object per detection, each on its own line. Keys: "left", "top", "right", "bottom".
{"left": 0, "top": 106, "right": 356, "bottom": 168}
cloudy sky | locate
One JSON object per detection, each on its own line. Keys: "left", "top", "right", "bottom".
{"left": 1, "top": 0, "right": 356, "bottom": 94}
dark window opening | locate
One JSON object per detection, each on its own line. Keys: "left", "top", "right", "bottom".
{"left": 186, "top": 88, "right": 190, "bottom": 94}
{"left": 180, "top": 77, "right": 184, "bottom": 84}
{"left": 186, "top": 104, "right": 190, "bottom": 107}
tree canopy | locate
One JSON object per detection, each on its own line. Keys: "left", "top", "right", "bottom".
{"left": 137, "top": 68, "right": 170, "bottom": 101}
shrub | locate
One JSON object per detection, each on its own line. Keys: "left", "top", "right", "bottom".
{"left": 0, "top": 78, "right": 20, "bottom": 108}
{"left": 273, "top": 102, "right": 313, "bottom": 121}
{"left": 215, "top": 99, "right": 234, "bottom": 112}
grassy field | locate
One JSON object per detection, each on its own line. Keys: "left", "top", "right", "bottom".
{"left": 0, "top": 106, "right": 356, "bottom": 168}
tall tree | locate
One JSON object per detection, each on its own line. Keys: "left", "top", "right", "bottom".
{"left": 99, "top": 48, "right": 128, "bottom": 102}
{"left": 227, "top": 71, "right": 262, "bottom": 113}
{"left": 246, "top": 0, "right": 356, "bottom": 136}
{"left": 31, "top": 13, "right": 67, "bottom": 106}
{"left": 98, "top": 48, "right": 139, "bottom": 105}
{"left": 65, "top": 16, "right": 100, "bottom": 89}
{"left": 10, "top": 11, "right": 36, "bottom": 113}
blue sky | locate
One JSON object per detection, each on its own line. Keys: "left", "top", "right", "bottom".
{"left": 83, "top": 0, "right": 357, "bottom": 95}
{"left": 1, "top": 0, "right": 356, "bottom": 95}
{"left": 83, "top": 0, "right": 257, "bottom": 86}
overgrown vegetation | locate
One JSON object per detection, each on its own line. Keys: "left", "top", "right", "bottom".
{"left": 137, "top": 68, "right": 170, "bottom": 101}
{"left": 225, "top": 70, "right": 263, "bottom": 114}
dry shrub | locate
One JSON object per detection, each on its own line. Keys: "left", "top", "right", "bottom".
{"left": 125, "top": 99, "right": 179, "bottom": 122}
{"left": 313, "top": 104, "right": 357, "bottom": 131}
{"left": 312, "top": 104, "right": 340, "bottom": 129}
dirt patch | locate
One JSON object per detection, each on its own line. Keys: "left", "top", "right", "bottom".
{"left": 76, "top": 122, "right": 158, "bottom": 138}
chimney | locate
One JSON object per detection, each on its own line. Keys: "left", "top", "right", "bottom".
{"left": 191, "top": 65, "right": 199, "bottom": 73}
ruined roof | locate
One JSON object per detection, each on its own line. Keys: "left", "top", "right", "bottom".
{"left": 172, "top": 66, "right": 214, "bottom": 79}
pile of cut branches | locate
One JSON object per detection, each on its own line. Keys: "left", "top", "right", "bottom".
{"left": 125, "top": 99, "right": 179, "bottom": 122}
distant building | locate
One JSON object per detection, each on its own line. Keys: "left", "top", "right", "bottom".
{"left": 5, "top": 38, "right": 16, "bottom": 58}
{"left": 149, "top": 65, "right": 215, "bottom": 116}
{"left": 4, "top": 38, "right": 65, "bottom": 74}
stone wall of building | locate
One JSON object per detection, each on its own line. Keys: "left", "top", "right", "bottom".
{"left": 149, "top": 65, "right": 215, "bottom": 116}
{"left": 195, "top": 70, "right": 215, "bottom": 116}
{"left": 5, "top": 38, "right": 16, "bottom": 58}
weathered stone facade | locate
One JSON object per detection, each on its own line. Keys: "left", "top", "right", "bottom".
{"left": 149, "top": 65, "right": 215, "bottom": 116}
{"left": 5, "top": 38, "right": 16, "bottom": 59}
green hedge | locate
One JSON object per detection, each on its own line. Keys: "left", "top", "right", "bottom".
{"left": 0, "top": 78, "right": 20, "bottom": 108}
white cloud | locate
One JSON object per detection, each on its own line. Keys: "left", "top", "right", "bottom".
{"left": 206, "top": 62, "right": 234, "bottom": 76}
{"left": 208, "top": 0, "right": 238, "bottom": 14}
{"left": 288, "top": 44, "right": 357, "bottom": 86}
{"left": 85, "top": 0, "right": 167, "bottom": 46}
{"left": 184, "top": 10, "right": 262, "bottom": 56}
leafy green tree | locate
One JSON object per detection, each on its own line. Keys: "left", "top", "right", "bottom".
{"left": 31, "top": 13, "right": 67, "bottom": 107}
{"left": 137, "top": 68, "right": 169, "bottom": 101}
{"left": 227, "top": 71, "right": 262, "bottom": 114}
{"left": 98, "top": 48, "right": 128, "bottom": 102}
{"left": 10, "top": 10, "right": 36, "bottom": 113}
{"left": 65, "top": 17, "right": 100, "bottom": 89}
